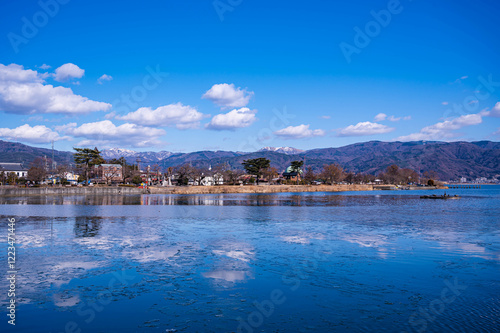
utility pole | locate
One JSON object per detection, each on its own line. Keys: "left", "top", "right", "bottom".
{"left": 51, "top": 140, "right": 55, "bottom": 171}
{"left": 136, "top": 157, "right": 141, "bottom": 172}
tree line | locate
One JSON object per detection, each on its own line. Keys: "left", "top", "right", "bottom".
{"left": 1, "top": 147, "right": 437, "bottom": 186}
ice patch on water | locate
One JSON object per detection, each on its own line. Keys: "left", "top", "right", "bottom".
{"left": 341, "top": 234, "right": 390, "bottom": 259}
{"left": 73, "top": 236, "right": 114, "bottom": 250}
{"left": 53, "top": 293, "right": 80, "bottom": 307}
{"left": 119, "top": 235, "right": 161, "bottom": 248}
{"left": 424, "top": 230, "right": 497, "bottom": 260}
{"left": 17, "top": 234, "right": 48, "bottom": 248}
{"left": 54, "top": 261, "right": 101, "bottom": 270}
{"left": 203, "top": 270, "right": 249, "bottom": 283}
{"left": 210, "top": 239, "right": 255, "bottom": 262}
{"left": 123, "top": 248, "right": 180, "bottom": 263}
{"left": 342, "top": 234, "right": 388, "bottom": 248}
{"left": 280, "top": 231, "right": 325, "bottom": 244}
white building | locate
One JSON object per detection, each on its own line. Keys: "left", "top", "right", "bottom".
{"left": 460, "top": 177, "right": 467, "bottom": 183}
{"left": 200, "top": 174, "right": 224, "bottom": 186}
{"left": 64, "top": 172, "right": 80, "bottom": 184}
{"left": 0, "top": 163, "right": 28, "bottom": 178}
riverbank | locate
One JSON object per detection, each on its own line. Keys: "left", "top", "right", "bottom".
{"left": 0, "top": 183, "right": 451, "bottom": 197}
{"left": 0, "top": 184, "right": 374, "bottom": 197}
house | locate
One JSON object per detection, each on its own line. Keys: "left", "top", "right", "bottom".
{"left": 95, "top": 164, "right": 123, "bottom": 183}
{"left": 282, "top": 165, "right": 303, "bottom": 182}
{"left": 0, "top": 162, "right": 28, "bottom": 178}
{"left": 64, "top": 172, "right": 80, "bottom": 184}
{"left": 200, "top": 174, "right": 224, "bottom": 186}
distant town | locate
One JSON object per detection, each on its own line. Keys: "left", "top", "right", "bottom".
{"left": 1, "top": 146, "right": 498, "bottom": 187}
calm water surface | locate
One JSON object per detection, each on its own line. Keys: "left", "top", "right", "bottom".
{"left": 1, "top": 186, "right": 499, "bottom": 332}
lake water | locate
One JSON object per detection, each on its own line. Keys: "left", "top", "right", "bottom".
{"left": 1, "top": 186, "right": 499, "bottom": 332}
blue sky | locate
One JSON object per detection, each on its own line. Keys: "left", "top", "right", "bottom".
{"left": 0, "top": 0, "right": 499, "bottom": 153}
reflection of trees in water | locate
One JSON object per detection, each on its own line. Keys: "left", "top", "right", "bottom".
{"left": 74, "top": 216, "right": 103, "bottom": 238}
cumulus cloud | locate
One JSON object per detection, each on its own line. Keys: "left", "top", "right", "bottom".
{"left": 39, "top": 64, "right": 51, "bottom": 70}
{"left": 274, "top": 124, "right": 325, "bottom": 139}
{"left": 374, "top": 113, "right": 387, "bottom": 121}
{"left": 0, "top": 124, "right": 67, "bottom": 144}
{"left": 117, "top": 103, "right": 206, "bottom": 129}
{"left": 202, "top": 83, "right": 254, "bottom": 109}
{"left": 395, "top": 113, "right": 483, "bottom": 141}
{"left": 206, "top": 107, "right": 257, "bottom": 130}
{"left": 59, "top": 120, "right": 166, "bottom": 148}
{"left": 485, "top": 102, "right": 500, "bottom": 117}
{"left": 0, "top": 63, "right": 111, "bottom": 115}
{"left": 97, "top": 74, "right": 113, "bottom": 85}
{"left": 53, "top": 63, "right": 85, "bottom": 82}
{"left": 338, "top": 121, "right": 395, "bottom": 137}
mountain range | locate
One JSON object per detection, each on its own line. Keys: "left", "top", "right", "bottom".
{"left": 1, "top": 140, "right": 499, "bottom": 181}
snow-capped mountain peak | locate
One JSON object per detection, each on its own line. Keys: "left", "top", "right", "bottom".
{"left": 101, "top": 148, "right": 173, "bottom": 163}
{"left": 258, "top": 147, "right": 304, "bottom": 155}
{"left": 101, "top": 148, "right": 137, "bottom": 159}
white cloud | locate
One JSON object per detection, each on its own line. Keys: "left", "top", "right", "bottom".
{"left": 486, "top": 102, "right": 500, "bottom": 117}
{"left": 53, "top": 63, "right": 85, "bottom": 82}
{"left": 117, "top": 103, "right": 206, "bottom": 129}
{"left": 206, "top": 107, "right": 257, "bottom": 130}
{"left": 39, "top": 64, "right": 51, "bottom": 70}
{"left": 395, "top": 113, "right": 483, "bottom": 141}
{"left": 388, "top": 115, "right": 401, "bottom": 121}
{"left": 0, "top": 63, "right": 41, "bottom": 83}
{"left": 274, "top": 124, "right": 325, "bottom": 139}
{"left": 442, "top": 101, "right": 449, "bottom": 105}
{"left": 0, "top": 63, "right": 111, "bottom": 115}
{"left": 97, "top": 74, "right": 113, "bottom": 85}
{"left": 451, "top": 76, "right": 469, "bottom": 84}
{"left": 320, "top": 115, "right": 331, "bottom": 119}
{"left": 60, "top": 120, "right": 166, "bottom": 148}
{"left": 374, "top": 113, "right": 410, "bottom": 122}
{"left": 0, "top": 124, "right": 67, "bottom": 144}
{"left": 104, "top": 111, "right": 116, "bottom": 119}
{"left": 202, "top": 83, "right": 254, "bottom": 109}
{"left": 338, "top": 121, "right": 395, "bottom": 137}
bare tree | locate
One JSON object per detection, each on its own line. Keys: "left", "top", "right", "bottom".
{"left": 304, "top": 167, "right": 316, "bottom": 184}
{"left": 101, "top": 166, "right": 122, "bottom": 185}
{"left": 320, "top": 163, "right": 345, "bottom": 185}
{"left": 28, "top": 157, "right": 47, "bottom": 184}
{"left": 175, "top": 164, "right": 195, "bottom": 186}
{"left": 262, "top": 167, "right": 279, "bottom": 184}
{"left": 224, "top": 168, "right": 244, "bottom": 185}
{"left": 151, "top": 164, "right": 161, "bottom": 185}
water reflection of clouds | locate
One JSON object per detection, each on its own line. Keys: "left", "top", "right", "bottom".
{"left": 204, "top": 239, "right": 255, "bottom": 284}
{"left": 280, "top": 231, "right": 325, "bottom": 245}
{"left": 203, "top": 270, "right": 249, "bottom": 283}
{"left": 0, "top": 257, "right": 103, "bottom": 308}
{"left": 122, "top": 248, "right": 180, "bottom": 263}
{"left": 426, "top": 230, "right": 498, "bottom": 260}
{"left": 17, "top": 233, "right": 48, "bottom": 248}
{"left": 73, "top": 236, "right": 114, "bottom": 250}
{"left": 340, "top": 234, "right": 390, "bottom": 259}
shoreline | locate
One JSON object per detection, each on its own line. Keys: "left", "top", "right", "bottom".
{"left": 0, "top": 184, "right": 450, "bottom": 197}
